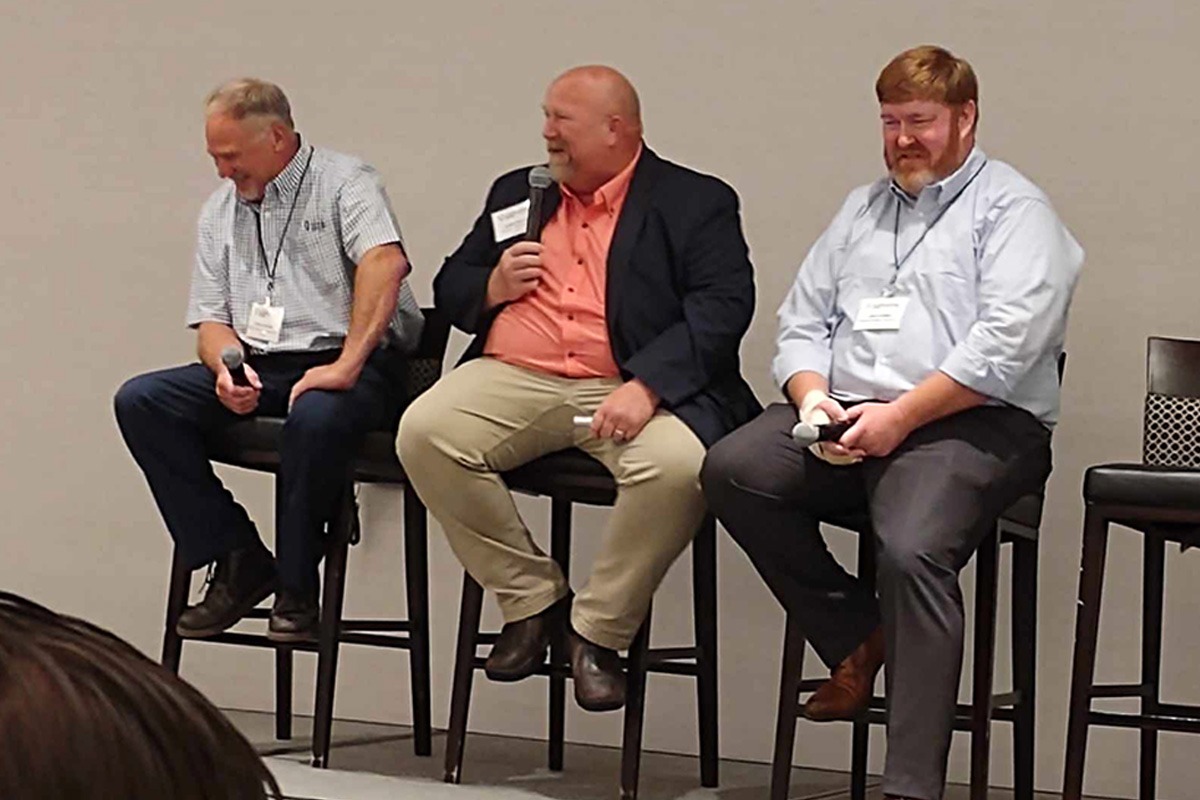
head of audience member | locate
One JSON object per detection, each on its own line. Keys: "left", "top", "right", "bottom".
{"left": 542, "top": 65, "right": 644, "bottom": 196}
{"left": 205, "top": 77, "right": 301, "bottom": 201}
{"left": 0, "top": 591, "right": 281, "bottom": 800}
{"left": 876, "top": 45, "right": 979, "bottom": 196}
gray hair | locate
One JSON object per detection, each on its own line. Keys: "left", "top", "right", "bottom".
{"left": 205, "top": 78, "right": 294, "bottom": 129}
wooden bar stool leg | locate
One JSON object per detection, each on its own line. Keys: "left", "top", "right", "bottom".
{"left": 1011, "top": 536, "right": 1039, "bottom": 800}
{"left": 1063, "top": 509, "right": 1111, "bottom": 800}
{"left": 161, "top": 550, "right": 190, "bottom": 673}
{"left": 850, "top": 715, "right": 869, "bottom": 800}
{"left": 444, "top": 574, "right": 484, "bottom": 783}
{"left": 275, "top": 646, "right": 294, "bottom": 740}
{"left": 1140, "top": 533, "right": 1166, "bottom": 800}
{"left": 403, "top": 485, "right": 433, "bottom": 757}
{"left": 771, "top": 616, "right": 806, "bottom": 800}
{"left": 620, "top": 614, "right": 651, "bottom": 800}
{"left": 312, "top": 490, "right": 353, "bottom": 768}
{"left": 692, "top": 515, "right": 719, "bottom": 787}
{"left": 548, "top": 497, "right": 572, "bottom": 772}
{"left": 969, "top": 529, "right": 1001, "bottom": 800}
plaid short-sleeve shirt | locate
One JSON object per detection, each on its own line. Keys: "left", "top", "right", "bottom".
{"left": 186, "top": 141, "right": 423, "bottom": 353}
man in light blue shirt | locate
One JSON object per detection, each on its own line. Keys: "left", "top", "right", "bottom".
{"left": 703, "top": 46, "right": 1082, "bottom": 800}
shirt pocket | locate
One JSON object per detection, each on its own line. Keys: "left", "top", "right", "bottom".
{"left": 908, "top": 243, "right": 977, "bottom": 341}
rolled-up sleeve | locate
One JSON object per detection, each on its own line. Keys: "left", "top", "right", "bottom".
{"left": 338, "top": 166, "right": 403, "bottom": 265}
{"left": 938, "top": 197, "right": 1083, "bottom": 399}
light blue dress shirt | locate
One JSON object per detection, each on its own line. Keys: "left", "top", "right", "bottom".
{"left": 773, "top": 148, "right": 1083, "bottom": 427}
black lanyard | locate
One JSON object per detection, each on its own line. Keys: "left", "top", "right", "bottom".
{"left": 892, "top": 159, "right": 988, "bottom": 274}
{"left": 256, "top": 148, "right": 313, "bottom": 298}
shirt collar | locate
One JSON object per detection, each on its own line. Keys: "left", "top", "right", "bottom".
{"left": 889, "top": 146, "right": 986, "bottom": 209}
{"left": 560, "top": 142, "right": 643, "bottom": 214}
{"left": 268, "top": 136, "right": 313, "bottom": 200}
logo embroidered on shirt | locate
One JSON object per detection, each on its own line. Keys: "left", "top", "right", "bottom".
{"left": 303, "top": 219, "right": 328, "bottom": 232}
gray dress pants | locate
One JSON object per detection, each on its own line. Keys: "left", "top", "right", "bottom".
{"left": 701, "top": 402, "right": 1051, "bottom": 800}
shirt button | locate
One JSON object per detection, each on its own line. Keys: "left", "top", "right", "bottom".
{"left": 567, "top": 314, "right": 575, "bottom": 321}
{"left": 581, "top": 222, "right": 589, "bottom": 229}
{"left": 567, "top": 351, "right": 576, "bottom": 358}
{"left": 567, "top": 287, "right": 575, "bottom": 293}
{"left": 577, "top": 258, "right": 584, "bottom": 265}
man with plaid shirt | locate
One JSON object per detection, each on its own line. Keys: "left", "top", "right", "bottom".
{"left": 115, "top": 78, "right": 422, "bottom": 641}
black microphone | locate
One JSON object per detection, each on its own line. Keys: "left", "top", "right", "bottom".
{"left": 791, "top": 419, "right": 852, "bottom": 448}
{"left": 220, "top": 346, "right": 250, "bottom": 387}
{"left": 525, "top": 165, "right": 553, "bottom": 241}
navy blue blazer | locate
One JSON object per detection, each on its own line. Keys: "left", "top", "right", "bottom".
{"left": 434, "top": 147, "right": 761, "bottom": 447}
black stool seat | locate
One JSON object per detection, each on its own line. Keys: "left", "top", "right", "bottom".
{"left": 503, "top": 449, "right": 617, "bottom": 503}
{"left": 209, "top": 418, "right": 407, "bottom": 483}
{"left": 1084, "top": 463, "right": 1200, "bottom": 509}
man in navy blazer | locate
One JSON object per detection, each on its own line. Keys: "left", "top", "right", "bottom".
{"left": 398, "top": 65, "right": 758, "bottom": 711}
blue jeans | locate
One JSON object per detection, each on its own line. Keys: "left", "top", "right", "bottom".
{"left": 114, "top": 348, "right": 402, "bottom": 597}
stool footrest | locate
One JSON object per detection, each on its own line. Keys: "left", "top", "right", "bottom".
{"left": 1090, "top": 682, "right": 1152, "bottom": 699}
{"left": 1087, "top": 709, "right": 1200, "bottom": 734}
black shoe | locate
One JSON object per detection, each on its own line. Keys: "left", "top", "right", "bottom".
{"left": 484, "top": 595, "right": 569, "bottom": 682}
{"left": 566, "top": 626, "right": 626, "bottom": 712}
{"left": 176, "top": 542, "right": 277, "bottom": 638}
{"left": 268, "top": 590, "right": 320, "bottom": 643}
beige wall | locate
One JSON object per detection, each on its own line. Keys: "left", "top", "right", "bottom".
{"left": 2, "top": 1, "right": 1199, "bottom": 796}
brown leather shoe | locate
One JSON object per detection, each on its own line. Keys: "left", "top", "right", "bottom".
{"left": 176, "top": 541, "right": 276, "bottom": 639}
{"left": 566, "top": 626, "right": 625, "bottom": 712}
{"left": 485, "top": 596, "right": 567, "bottom": 682}
{"left": 803, "top": 627, "right": 884, "bottom": 721}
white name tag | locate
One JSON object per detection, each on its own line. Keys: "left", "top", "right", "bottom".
{"left": 246, "top": 299, "right": 285, "bottom": 344}
{"left": 491, "top": 199, "right": 530, "bottom": 242}
{"left": 854, "top": 297, "right": 909, "bottom": 331}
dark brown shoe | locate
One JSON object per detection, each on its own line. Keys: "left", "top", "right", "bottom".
{"left": 566, "top": 626, "right": 625, "bottom": 712}
{"left": 803, "top": 627, "right": 884, "bottom": 721}
{"left": 176, "top": 541, "right": 276, "bottom": 638}
{"left": 485, "top": 596, "right": 567, "bottom": 682}
{"left": 267, "top": 589, "right": 319, "bottom": 643}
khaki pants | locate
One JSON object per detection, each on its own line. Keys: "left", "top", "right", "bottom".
{"left": 397, "top": 357, "right": 707, "bottom": 650}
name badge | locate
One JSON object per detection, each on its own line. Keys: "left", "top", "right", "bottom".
{"left": 854, "top": 297, "right": 909, "bottom": 331}
{"left": 246, "top": 299, "right": 285, "bottom": 344}
{"left": 491, "top": 199, "right": 530, "bottom": 242}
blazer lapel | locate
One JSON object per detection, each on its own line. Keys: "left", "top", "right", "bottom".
{"left": 606, "top": 147, "right": 659, "bottom": 323}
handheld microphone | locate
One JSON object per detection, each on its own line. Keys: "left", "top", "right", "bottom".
{"left": 791, "top": 419, "right": 852, "bottom": 448}
{"left": 525, "top": 166, "right": 553, "bottom": 241}
{"left": 220, "top": 346, "right": 251, "bottom": 387}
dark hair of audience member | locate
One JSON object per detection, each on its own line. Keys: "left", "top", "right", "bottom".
{"left": 0, "top": 591, "right": 282, "bottom": 799}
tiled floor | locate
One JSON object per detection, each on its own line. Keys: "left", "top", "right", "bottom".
{"left": 228, "top": 709, "right": 1088, "bottom": 800}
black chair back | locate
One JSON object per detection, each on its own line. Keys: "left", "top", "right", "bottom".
{"left": 1143, "top": 337, "right": 1200, "bottom": 468}
{"left": 399, "top": 307, "right": 452, "bottom": 409}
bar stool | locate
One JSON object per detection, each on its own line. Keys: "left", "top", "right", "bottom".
{"left": 1063, "top": 336, "right": 1200, "bottom": 800}
{"left": 160, "top": 308, "right": 449, "bottom": 767}
{"left": 771, "top": 495, "right": 1044, "bottom": 800}
{"left": 442, "top": 448, "right": 718, "bottom": 800}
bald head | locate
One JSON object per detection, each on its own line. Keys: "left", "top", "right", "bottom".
{"left": 552, "top": 66, "right": 642, "bottom": 133}
{"left": 542, "top": 65, "right": 643, "bottom": 194}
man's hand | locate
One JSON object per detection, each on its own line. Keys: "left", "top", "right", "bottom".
{"left": 840, "top": 401, "right": 915, "bottom": 458}
{"left": 215, "top": 362, "right": 262, "bottom": 415}
{"left": 592, "top": 379, "right": 660, "bottom": 443}
{"left": 289, "top": 361, "right": 360, "bottom": 409}
{"left": 801, "top": 390, "right": 864, "bottom": 462}
{"left": 486, "top": 241, "right": 544, "bottom": 308}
